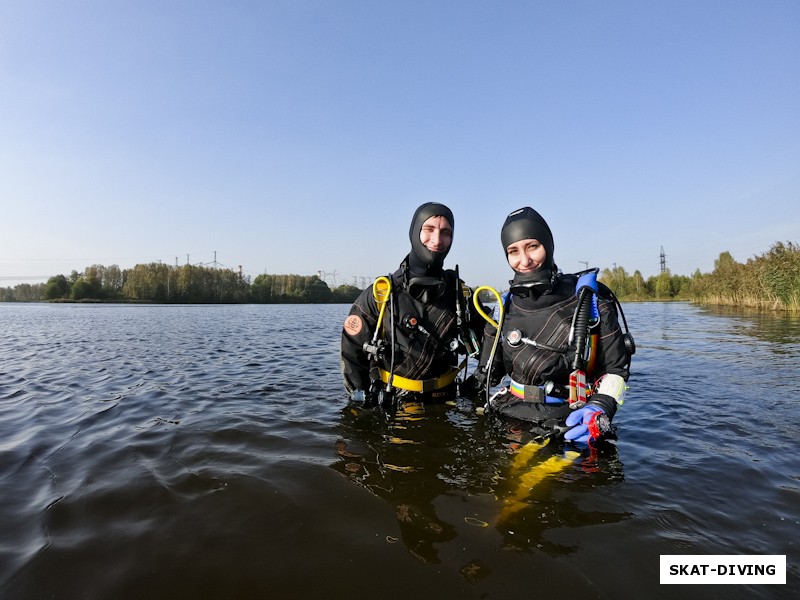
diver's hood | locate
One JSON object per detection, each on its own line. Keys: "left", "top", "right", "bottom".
{"left": 501, "top": 206, "right": 555, "bottom": 272}
{"left": 409, "top": 202, "right": 454, "bottom": 272}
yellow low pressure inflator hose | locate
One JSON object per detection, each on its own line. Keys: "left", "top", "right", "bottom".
{"left": 371, "top": 276, "right": 394, "bottom": 393}
{"left": 372, "top": 276, "right": 392, "bottom": 335}
{"left": 472, "top": 286, "right": 504, "bottom": 407}
{"left": 472, "top": 286, "right": 502, "bottom": 329}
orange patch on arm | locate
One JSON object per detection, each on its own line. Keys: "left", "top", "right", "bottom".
{"left": 344, "top": 315, "right": 363, "bottom": 336}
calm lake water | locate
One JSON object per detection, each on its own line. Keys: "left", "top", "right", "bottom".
{"left": 1, "top": 302, "right": 798, "bottom": 599}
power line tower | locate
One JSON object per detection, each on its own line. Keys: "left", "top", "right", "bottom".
{"left": 317, "top": 270, "right": 339, "bottom": 287}
{"left": 660, "top": 246, "right": 667, "bottom": 273}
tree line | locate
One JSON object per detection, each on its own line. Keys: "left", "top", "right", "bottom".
{"left": 2, "top": 241, "right": 798, "bottom": 311}
{"left": 0, "top": 263, "right": 362, "bottom": 304}
{"left": 599, "top": 242, "right": 800, "bottom": 311}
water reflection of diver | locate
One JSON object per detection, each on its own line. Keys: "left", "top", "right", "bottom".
{"left": 466, "top": 207, "right": 635, "bottom": 445}
{"left": 494, "top": 429, "right": 628, "bottom": 555}
{"left": 340, "top": 203, "right": 483, "bottom": 407}
{"left": 333, "top": 400, "right": 505, "bottom": 564}
{"left": 333, "top": 401, "right": 628, "bottom": 562}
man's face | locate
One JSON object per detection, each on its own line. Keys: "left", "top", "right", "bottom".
{"left": 419, "top": 216, "right": 453, "bottom": 254}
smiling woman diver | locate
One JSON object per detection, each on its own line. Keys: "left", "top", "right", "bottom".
{"left": 467, "top": 207, "right": 635, "bottom": 445}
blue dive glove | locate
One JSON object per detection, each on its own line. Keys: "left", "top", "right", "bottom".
{"left": 564, "top": 405, "right": 611, "bottom": 444}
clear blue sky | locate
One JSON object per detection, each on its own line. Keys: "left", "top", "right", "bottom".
{"left": 2, "top": 0, "right": 798, "bottom": 291}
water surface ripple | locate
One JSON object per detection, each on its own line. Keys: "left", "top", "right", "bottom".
{"left": 1, "top": 302, "right": 797, "bottom": 599}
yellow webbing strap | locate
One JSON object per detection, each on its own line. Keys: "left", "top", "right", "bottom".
{"left": 378, "top": 358, "right": 467, "bottom": 393}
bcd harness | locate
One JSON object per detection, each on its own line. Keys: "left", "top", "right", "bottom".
{"left": 474, "top": 269, "right": 632, "bottom": 411}
{"left": 377, "top": 365, "right": 464, "bottom": 393}
{"left": 364, "top": 267, "right": 473, "bottom": 397}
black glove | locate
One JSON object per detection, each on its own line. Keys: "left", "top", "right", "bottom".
{"left": 351, "top": 387, "right": 380, "bottom": 406}
{"left": 586, "top": 393, "right": 618, "bottom": 419}
{"left": 462, "top": 367, "right": 489, "bottom": 396}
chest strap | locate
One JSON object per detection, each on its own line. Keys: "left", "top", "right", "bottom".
{"left": 379, "top": 358, "right": 467, "bottom": 393}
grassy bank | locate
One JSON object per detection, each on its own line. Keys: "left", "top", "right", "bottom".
{"left": 602, "top": 241, "right": 800, "bottom": 313}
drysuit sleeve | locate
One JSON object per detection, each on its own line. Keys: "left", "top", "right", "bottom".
{"left": 340, "top": 288, "right": 380, "bottom": 394}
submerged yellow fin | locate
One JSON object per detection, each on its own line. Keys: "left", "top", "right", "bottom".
{"left": 508, "top": 438, "right": 549, "bottom": 475}
{"left": 500, "top": 450, "right": 579, "bottom": 522}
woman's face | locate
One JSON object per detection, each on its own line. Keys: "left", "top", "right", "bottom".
{"left": 506, "top": 238, "right": 547, "bottom": 273}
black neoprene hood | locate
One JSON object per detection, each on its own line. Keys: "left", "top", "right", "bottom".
{"left": 408, "top": 202, "right": 454, "bottom": 271}
{"left": 500, "top": 207, "right": 555, "bottom": 270}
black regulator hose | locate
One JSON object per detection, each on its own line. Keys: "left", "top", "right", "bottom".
{"left": 570, "top": 287, "right": 593, "bottom": 371}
